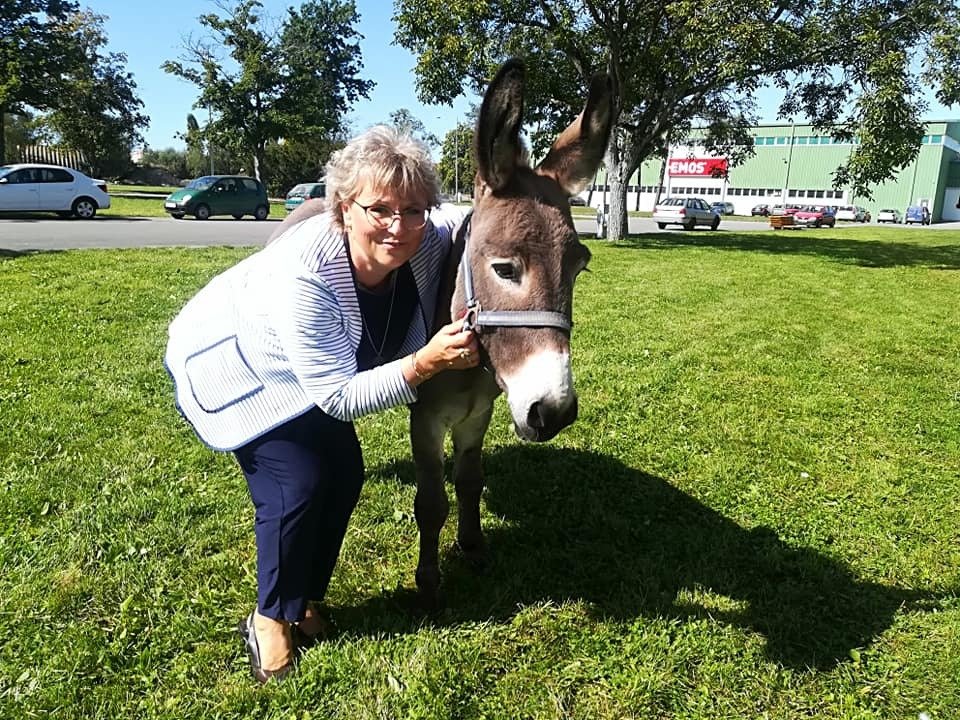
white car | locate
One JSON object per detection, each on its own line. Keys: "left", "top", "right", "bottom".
{"left": 876, "top": 208, "right": 901, "bottom": 224}
{"left": 834, "top": 205, "right": 868, "bottom": 222}
{"left": 653, "top": 197, "right": 720, "bottom": 230}
{"left": 0, "top": 163, "right": 111, "bottom": 219}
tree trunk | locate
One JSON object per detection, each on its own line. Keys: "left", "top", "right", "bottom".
{"left": 605, "top": 135, "right": 641, "bottom": 242}
{"left": 253, "top": 144, "right": 266, "bottom": 187}
{"left": 0, "top": 111, "right": 6, "bottom": 166}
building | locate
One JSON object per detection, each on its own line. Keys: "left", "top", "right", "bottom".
{"left": 586, "top": 121, "right": 960, "bottom": 222}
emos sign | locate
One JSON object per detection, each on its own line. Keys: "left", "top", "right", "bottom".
{"left": 667, "top": 158, "right": 728, "bottom": 177}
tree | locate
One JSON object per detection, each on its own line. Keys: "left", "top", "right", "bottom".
{"left": 265, "top": 132, "right": 345, "bottom": 197}
{"left": 2, "top": 111, "right": 40, "bottom": 158}
{"left": 394, "top": 0, "right": 960, "bottom": 241}
{"left": 141, "top": 147, "right": 189, "bottom": 179}
{"left": 162, "top": 0, "right": 373, "bottom": 188}
{"left": 0, "top": 0, "right": 83, "bottom": 163}
{"left": 436, "top": 121, "right": 474, "bottom": 198}
{"left": 388, "top": 108, "right": 440, "bottom": 149}
{"left": 180, "top": 113, "right": 210, "bottom": 177}
{"left": 40, "top": 10, "right": 149, "bottom": 177}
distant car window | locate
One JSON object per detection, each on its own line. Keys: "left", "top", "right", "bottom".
{"left": 8, "top": 168, "right": 39, "bottom": 183}
{"left": 241, "top": 179, "right": 260, "bottom": 192}
{"left": 41, "top": 168, "right": 74, "bottom": 183}
{"left": 187, "top": 176, "right": 217, "bottom": 190}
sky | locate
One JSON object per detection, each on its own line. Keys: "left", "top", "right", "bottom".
{"left": 94, "top": 0, "right": 479, "bottom": 152}
{"left": 93, "top": 0, "right": 954, "bottom": 154}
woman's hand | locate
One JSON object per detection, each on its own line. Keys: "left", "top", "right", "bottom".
{"left": 408, "top": 320, "right": 480, "bottom": 383}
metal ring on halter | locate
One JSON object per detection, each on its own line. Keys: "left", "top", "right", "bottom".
{"left": 462, "top": 304, "right": 480, "bottom": 332}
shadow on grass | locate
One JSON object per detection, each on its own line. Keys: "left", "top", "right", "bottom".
{"left": 0, "top": 248, "right": 68, "bottom": 259}
{"left": 350, "top": 446, "right": 938, "bottom": 670}
{"left": 612, "top": 231, "right": 960, "bottom": 269}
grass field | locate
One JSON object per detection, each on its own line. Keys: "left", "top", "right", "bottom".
{"left": 1, "top": 227, "right": 958, "bottom": 718}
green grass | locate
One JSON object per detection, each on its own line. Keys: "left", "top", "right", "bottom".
{"left": 1, "top": 227, "right": 958, "bottom": 718}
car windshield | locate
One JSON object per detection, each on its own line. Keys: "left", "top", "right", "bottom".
{"left": 186, "top": 176, "right": 219, "bottom": 190}
{"left": 287, "top": 184, "right": 311, "bottom": 197}
{"left": 0, "top": 165, "right": 14, "bottom": 180}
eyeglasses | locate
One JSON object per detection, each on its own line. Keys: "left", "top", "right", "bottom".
{"left": 352, "top": 199, "right": 430, "bottom": 230}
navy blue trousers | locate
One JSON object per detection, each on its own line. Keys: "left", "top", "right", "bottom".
{"left": 234, "top": 407, "right": 364, "bottom": 622}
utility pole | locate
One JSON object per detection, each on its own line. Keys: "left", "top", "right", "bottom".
{"left": 454, "top": 123, "right": 460, "bottom": 202}
{"left": 208, "top": 104, "right": 215, "bottom": 175}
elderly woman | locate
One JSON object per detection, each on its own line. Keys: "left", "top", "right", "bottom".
{"left": 164, "top": 126, "right": 477, "bottom": 682}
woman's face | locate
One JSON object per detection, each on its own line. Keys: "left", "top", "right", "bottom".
{"left": 342, "top": 182, "right": 429, "bottom": 279}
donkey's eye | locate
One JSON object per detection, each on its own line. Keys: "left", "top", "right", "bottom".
{"left": 492, "top": 262, "right": 518, "bottom": 281}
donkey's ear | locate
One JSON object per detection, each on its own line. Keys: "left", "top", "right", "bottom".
{"left": 475, "top": 59, "right": 526, "bottom": 192}
{"left": 535, "top": 72, "right": 614, "bottom": 195}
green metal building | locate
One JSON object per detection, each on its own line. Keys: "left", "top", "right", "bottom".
{"left": 588, "top": 121, "right": 960, "bottom": 222}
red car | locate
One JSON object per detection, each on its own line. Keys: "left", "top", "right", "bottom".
{"left": 793, "top": 205, "right": 836, "bottom": 228}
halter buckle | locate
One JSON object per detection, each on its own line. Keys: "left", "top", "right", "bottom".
{"left": 463, "top": 302, "right": 481, "bottom": 333}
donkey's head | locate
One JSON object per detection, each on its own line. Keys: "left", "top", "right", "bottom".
{"left": 454, "top": 59, "right": 613, "bottom": 442}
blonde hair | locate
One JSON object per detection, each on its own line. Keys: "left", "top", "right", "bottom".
{"left": 325, "top": 125, "right": 440, "bottom": 230}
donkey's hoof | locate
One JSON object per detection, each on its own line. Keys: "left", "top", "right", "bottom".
{"left": 415, "top": 587, "right": 444, "bottom": 615}
{"left": 415, "top": 567, "right": 443, "bottom": 614}
{"left": 456, "top": 541, "right": 489, "bottom": 572}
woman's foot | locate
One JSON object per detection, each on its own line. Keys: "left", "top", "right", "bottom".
{"left": 294, "top": 602, "right": 332, "bottom": 648}
{"left": 239, "top": 610, "right": 295, "bottom": 683}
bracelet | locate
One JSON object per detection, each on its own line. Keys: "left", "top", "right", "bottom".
{"left": 411, "top": 351, "right": 432, "bottom": 381}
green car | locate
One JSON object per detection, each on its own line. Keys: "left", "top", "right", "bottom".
{"left": 284, "top": 181, "right": 326, "bottom": 213}
{"left": 164, "top": 175, "right": 270, "bottom": 220}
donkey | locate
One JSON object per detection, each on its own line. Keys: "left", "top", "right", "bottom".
{"left": 268, "top": 59, "right": 613, "bottom": 609}
{"left": 410, "top": 59, "right": 613, "bottom": 608}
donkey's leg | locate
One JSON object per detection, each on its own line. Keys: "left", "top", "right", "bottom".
{"left": 410, "top": 407, "right": 449, "bottom": 611}
{"left": 451, "top": 406, "right": 494, "bottom": 569}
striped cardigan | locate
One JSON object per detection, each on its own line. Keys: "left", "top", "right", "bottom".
{"left": 165, "top": 205, "right": 464, "bottom": 451}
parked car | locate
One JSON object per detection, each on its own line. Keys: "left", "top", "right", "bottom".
{"left": 770, "top": 204, "right": 802, "bottom": 216}
{"left": 164, "top": 175, "right": 270, "bottom": 220}
{"left": 711, "top": 201, "right": 735, "bottom": 215}
{"left": 835, "top": 205, "right": 869, "bottom": 222}
{"left": 876, "top": 208, "right": 901, "bottom": 224}
{"left": 904, "top": 205, "right": 931, "bottom": 225}
{"left": 653, "top": 197, "right": 720, "bottom": 230}
{"left": 284, "top": 181, "right": 326, "bottom": 213}
{"left": 793, "top": 205, "right": 837, "bottom": 228}
{"left": 0, "top": 163, "right": 110, "bottom": 219}
{"left": 751, "top": 203, "right": 771, "bottom": 216}
{"left": 568, "top": 195, "right": 587, "bottom": 206}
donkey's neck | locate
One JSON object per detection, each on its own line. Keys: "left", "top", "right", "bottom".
{"left": 433, "top": 214, "right": 469, "bottom": 332}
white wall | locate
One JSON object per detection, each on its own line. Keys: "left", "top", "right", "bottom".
{"left": 941, "top": 188, "right": 960, "bottom": 221}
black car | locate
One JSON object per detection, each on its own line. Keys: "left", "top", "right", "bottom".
{"left": 751, "top": 204, "right": 771, "bottom": 216}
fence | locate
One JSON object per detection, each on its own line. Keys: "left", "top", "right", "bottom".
{"left": 14, "top": 145, "right": 89, "bottom": 172}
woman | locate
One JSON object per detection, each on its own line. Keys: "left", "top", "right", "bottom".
{"left": 164, "top": 126, "right": 478, "bottom": 683}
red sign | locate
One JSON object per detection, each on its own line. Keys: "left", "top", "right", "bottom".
{"left": 667, "top": 157, "right": 728, "bottom": 177}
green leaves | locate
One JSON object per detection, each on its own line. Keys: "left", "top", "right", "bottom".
{"left": 162, "top": 0, "right": 373, "bottom": 188}
{"left": 394, "top": 0, "right": 960, "bottom": 239}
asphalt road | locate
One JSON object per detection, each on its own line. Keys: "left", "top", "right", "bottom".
{"left": 1, "top": 214, "right": 954, "bottom": 253}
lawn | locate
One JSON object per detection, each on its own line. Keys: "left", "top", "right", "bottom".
{"left": 1, "top": 227, "right": 958, "bottom": 718}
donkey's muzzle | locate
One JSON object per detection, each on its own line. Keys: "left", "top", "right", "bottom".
{"left": 525, "top": 395, "right": 578, "bottom": 442}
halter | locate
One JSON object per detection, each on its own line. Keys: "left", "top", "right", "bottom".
{"left": 457, "top": 212, "right": 573, "bottom": 334}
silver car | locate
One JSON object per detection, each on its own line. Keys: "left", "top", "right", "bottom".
{"left": 653, "top": 197, "right": 720, "bottom": 230}
{"left": 0, "top": 163, "right": 111, "bottom": 219}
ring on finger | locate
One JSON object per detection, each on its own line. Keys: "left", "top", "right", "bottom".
{"left": 459, "top": 349, "right": 470, "bottom": 360}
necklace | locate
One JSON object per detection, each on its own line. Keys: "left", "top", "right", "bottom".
{"left": 360, "top": 271, "right": 398, "bottom": 364}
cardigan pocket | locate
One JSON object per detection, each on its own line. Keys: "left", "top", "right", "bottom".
{"left": 184, "top": 335, "right": 264, "bottom": 412}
